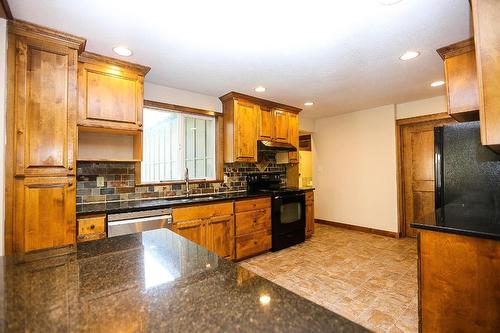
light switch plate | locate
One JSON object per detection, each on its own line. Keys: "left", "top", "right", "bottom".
{"left": 96, "top": 176, "right": 105, "bottom": 187}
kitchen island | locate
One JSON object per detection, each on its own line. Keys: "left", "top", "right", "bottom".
{"left": 0, "top": 228, "right": 368, "bottom": 333}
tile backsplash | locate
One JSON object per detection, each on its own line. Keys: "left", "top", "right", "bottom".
{"left": 77, "top": 160, "right": 286, "bottom": 204}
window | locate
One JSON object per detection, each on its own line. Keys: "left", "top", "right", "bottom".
{"left": 141, "top": 106, "right": 216, "bottom": 183}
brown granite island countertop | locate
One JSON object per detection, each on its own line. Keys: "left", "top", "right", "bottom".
{"left": 0, "top": 228, "right": 369, "bottom": 333}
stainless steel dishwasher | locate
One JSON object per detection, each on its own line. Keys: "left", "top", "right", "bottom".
{"left": 107, "top": 208, "right": 172, "bottom": 238}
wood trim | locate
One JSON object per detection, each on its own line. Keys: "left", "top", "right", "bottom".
{"left": 315, "top": 219, "right": 400, "bottom": 238}
{"left": 144, "top": 99, "right": 218, "bottom": 117}
{"left": 219, "top": 91, "right": 302, "bottom": 114}
{"left": 8, "top": 19, "right": 86, "bottom": 53}
{"left": 1, "top": 0, "right": 13, "bottom": 19}
{"left": 79, "top": 51, "right": 151, "bottom": 75}
{"left": 436, "top": 38, "right": 475, "bottom": 60}
{"left": 395, "top": 112, "right": 451, "bottom": 126}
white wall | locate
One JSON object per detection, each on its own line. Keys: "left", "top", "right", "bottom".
{"left": 313, "top": 105, "right": 398, "bottom": 232}
{"left": 396, "top": 95, "right": 446, "bottom": 119}
{"left": 299, "top": 115, "right": 315, "bottom": 133}
{"left": 144, "top": 82, "right": 222, "bottom": 113}
{"left": 0, "top": 19, "right": 7, "bottom": 256}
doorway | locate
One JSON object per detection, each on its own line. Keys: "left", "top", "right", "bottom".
{"left": 298, "top": 134, "right": 313, "bottom": 187}
{"left": 397, "top": 113, "right": 455, "bottom": 237}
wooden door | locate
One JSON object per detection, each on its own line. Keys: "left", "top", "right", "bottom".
{"left": 17, "top": 177, "right": 76, "bottom": 252}
{"left": 172, "top": 219, "right": 206, "bottom": 247}
{"left": 14, "top": 38, "right": 77, "bottom": 177}
{"left": 401, "top": 118, "right": 454, "bottom": 237}
{"left": 234, "top": 100, "right": 258, "bottom": 162}
{"left": 259, "top": 106, "right": 274, "bottom": 140}
{"left": 78, "top": 61, "right": 144, "bottom": 131}
{"left": 288, "top": 113, "right": 299, "bottom": 163}
{"left": 206, "top": 215, "right": 234, "bottom": 258}
{"left": 273, "top": 109, "right": 289, "bottom": 143}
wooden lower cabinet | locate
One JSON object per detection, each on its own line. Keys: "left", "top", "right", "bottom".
{"left": 15, "top": 177, "right": 76, "bottom": 253}
{"left": 172, "top": 202, "right": 234, "bottom": 259}
{"left": 77, "top": 214, "right": 106, "bottom": 243}
{"left": 305, "top": 191, "right": 314, "bottom": 238}
{"left": 418, "top": 230, "right": 500, "bottom": 333}
{"left": 234, "top": 197, "right": 272, "bottom": 260}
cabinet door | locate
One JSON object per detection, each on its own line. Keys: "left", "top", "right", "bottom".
{"left": 273, "top": 109, "right": 289, "bottom": 143}
{"left": 288, "top": 113, "right": 299, "bottom": 163}
{"left": 305, "top": 192, "right": 314, "bottom": 238}
{"left": 472, "top": 0, "right": 500, "bottom": 151}
{"left": 78, "top": 62, "right": 144, "bottom": 131}
{"left": 259, "top": 106, "right": 274, "bottom": 140}
{"left": 172, "top": 219, "right": 206, "bottom": 247}
{"left": 14, "top": 38, "right": 77, "bottom": 176}
{"left": 444, "top": 50, "right": 479, "bottom": 120}
{"left": 17, "top": 177, "right": 76, "bottom": 252}
{"left": 206, "top": 215, "right": 234, "bottom": 258}
{"left": 234, "top": 100, "right": 258, "bottom": 162}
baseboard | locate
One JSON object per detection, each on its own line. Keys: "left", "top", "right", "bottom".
{"left": 315, "top": 219, "right": 400, "bottom": 238}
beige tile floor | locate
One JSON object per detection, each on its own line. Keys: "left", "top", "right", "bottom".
{"left": 240, "top": 224, "right": 418, "bottom": 333}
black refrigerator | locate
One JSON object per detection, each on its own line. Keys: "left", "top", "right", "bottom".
{"left": 434, "top": 121, "right": 500, "bottom": 229}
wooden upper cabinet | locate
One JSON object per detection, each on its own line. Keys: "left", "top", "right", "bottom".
{"left": 471, "top": 0, "right": 500, "bottom": 152}
{"left": 259, "top": 106, "right": 274, "bottom": 140}
{"left": 437, "top": 39, "right": 479, "bottom": 122}
{"left": 220, "top": 92, "right": 302, "bottom": 163}
{"left": 78, "top": 52, "right": 150, "bottom": 131}
{"left": 288, "top": 113, "right": 299, "bottom": 163}
{"left": 273, "top": 109, "right": 289, "bottom": 143}
{"left": 10, "top": 23, "right": 84, "bottom": 177}
{"left": 16, "top": 177, "right": 76, "bottom": 252}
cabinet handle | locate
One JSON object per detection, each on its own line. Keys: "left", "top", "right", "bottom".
{"left": 68, "top": 166, "right": 74, "bottom": 171}
{"left": 90, "top": 225, "right": 95, "bottom": 230}
{"left": 17, "top": 129, "right": 23, "bottom": 135}
{"left": 138, "top": 122, "right": 143, "bottom": 127}
{"left": 69, "top": 181, "right": 73, "bottom": 187}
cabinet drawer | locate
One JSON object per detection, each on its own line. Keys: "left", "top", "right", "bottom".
{"left": 235, "top": 197, "right": 271, "bottom": 213}
{"left": 77, "top": 214, "right": 106, "bottom": 242}
{"left": 173, "top": 201, "right": 233, "bottom": 222}
{"left": 235, "top": 208, "right": 271, "bottom": 236}
{"left": 235, "top": 230, "right": 272, "bottom": 260}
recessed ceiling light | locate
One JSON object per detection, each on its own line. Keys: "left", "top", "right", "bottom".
{"left": 399, "top": 51, "right": 420, "bottom": 61}
{"left": 304, "top": 102, "right": 314, "bottom": 106}
{"left": 255, "top": 86, "right": 266, "bottom": 93}
{"left": 113, "top": 46, "right": 133, "bottom": 57}
{"left": 431, "top": 80, "right": 445, "bottom": 87}
{"left": 379, "top": 0, "right": 403, "bottom": 5}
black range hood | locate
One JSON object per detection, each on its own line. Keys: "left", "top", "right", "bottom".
{"left": 258, "top": 140, "right": 297, "bottom": 152}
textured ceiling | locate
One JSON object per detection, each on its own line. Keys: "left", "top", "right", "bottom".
{"left": 10, "top": 0, "right": 472, "bottom": 118}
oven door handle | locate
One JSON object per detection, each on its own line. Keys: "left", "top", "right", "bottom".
{"left": 274, "top": 193, "right": 305, "bottom": 200}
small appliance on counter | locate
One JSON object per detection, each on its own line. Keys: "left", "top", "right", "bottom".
{"left": 247, "top": 173, "right": 306, "bottom": 251}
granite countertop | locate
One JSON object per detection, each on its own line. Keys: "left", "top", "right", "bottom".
{"left": 411, "top": 207, "right": 500, "bottom": 241}
{"left": 0, "top": 228, "right": 368, "bottom": 333}
{"left": 76, "top": 191, "right": 271, "bottom": 216}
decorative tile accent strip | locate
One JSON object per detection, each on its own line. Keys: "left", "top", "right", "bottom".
{"left": 77, "top": 160, "right": 286, "bottom": 204}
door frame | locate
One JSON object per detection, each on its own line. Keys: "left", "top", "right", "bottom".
{"left": 396, "top": 112, "right": 453, "bottom": 237}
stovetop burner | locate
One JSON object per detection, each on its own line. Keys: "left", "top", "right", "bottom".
{"left": 246, "top": 173, "right": 304, "bottom": 195}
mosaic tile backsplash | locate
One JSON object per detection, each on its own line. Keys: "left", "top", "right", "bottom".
{"left": 77, "top": 161, "right": 287, "bottom": 204}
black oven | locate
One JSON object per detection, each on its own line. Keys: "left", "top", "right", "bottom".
{"left": 271, "top": 192, "right": 306, "bottom": 251}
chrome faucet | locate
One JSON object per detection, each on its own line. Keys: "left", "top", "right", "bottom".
{"left": 184, "top": 168, "right": 190, "bottom": 197}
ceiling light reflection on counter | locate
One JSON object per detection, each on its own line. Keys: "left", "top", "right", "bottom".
{"left": 259, "top": 294, "right": 271, "bottom": 305}
{"left": 255, "top": 86, "right": 266, "bottom": 92}
{"left": 399, "top": 51, "right": 420, "bottom": 61}
{"left": 431, "top": 80, "right": 445, "bottom": 87}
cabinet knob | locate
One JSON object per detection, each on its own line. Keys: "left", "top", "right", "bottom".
{"left": 138, "top": 122, "right": 143, "bottom": 127}
{"left": 69, "top": 181, "right": 73, "bottom": 187}
{"left": 17, "top": 129, "right": 23, "bottom": 135}
{"left": 90, "top": 225, "right": 95, "bottom": 230}
{"left": 68, "top": 166, "right": 74, "bottom": 171}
